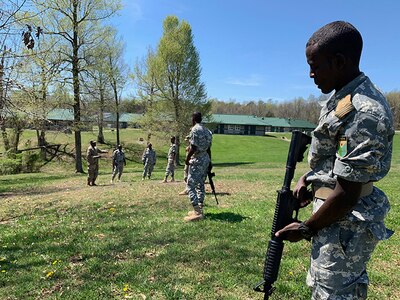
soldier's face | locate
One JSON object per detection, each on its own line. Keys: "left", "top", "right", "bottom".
{"left": 306, "top": 44, "right": 339, "bottom": 94}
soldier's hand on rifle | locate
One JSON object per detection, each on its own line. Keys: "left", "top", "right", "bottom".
{"left": 293, "top": 175, "right": 312, "bottom": 208}
{"left": 275, "top": 222, "right": 303, "bottom": 242}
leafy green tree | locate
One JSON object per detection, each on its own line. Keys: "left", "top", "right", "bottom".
{"left": 136, "top": 15, "right": 210, "bottom": 164}
{"left": 33, "top": 0, "right": 121, "bottom": 172}
{"left": 104, "top": 30, "right": 129, "bottom": 146}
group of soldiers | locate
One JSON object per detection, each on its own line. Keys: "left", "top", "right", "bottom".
{"left": 86, "top": 21, "right": 395, "bottom": 298}
{"left": 85, "top": 112, "right": 213, "bottom": 222}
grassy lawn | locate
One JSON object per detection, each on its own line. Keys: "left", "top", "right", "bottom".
{"left": 0, "top": 129, "right": 399, "bottom": 299}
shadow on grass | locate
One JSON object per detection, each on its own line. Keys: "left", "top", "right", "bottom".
{"left": 206, "top": 192, "right": 230, "bottom": 196}
{"left": 205, "top": 212, "right": 248, "bottom": 223}
{"left": 212, "top": 162, "right": 253, "bottom": 167}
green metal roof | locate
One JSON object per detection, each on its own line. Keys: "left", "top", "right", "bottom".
{"left": 46, "top": 110, "right": 316, "bottom": 129}
{"left": 47, "top": 109, "right": 143, "bottom": 123}
{"left": 47, "top": 108, "right": 74, "bottom": 121}
{"left": 119, "top": 113, "right": 143, "bottom": 123}
{"left": 207, "top": 114, "right": 316, "bottom": 129}
{"left": 209, "top": 114, "right": 270, "bottom": 126}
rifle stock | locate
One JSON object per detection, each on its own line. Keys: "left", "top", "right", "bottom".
{"left": 254, "top": 131, "right": 311, "bottom": 299}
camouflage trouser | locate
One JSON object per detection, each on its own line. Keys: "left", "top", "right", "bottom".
{"left": 165, "top": 159, "right": 175, "bottom": 177}
{"left": 307, "top": 201, "right": 378, "bottom": 300}
{"left": 87, "top": 164, "right": 98, "bottom": 183}
{"left": 183, "top": 165, "right": 188, "bottom": 182}
{"left": 187, "top": 154, "right": 210, "bottom": 207}
{"left": 112, "top": 163, "right": 124, "bottom": 180}
{"left": 143, "top": 161, "right": 154, "bottom": 178}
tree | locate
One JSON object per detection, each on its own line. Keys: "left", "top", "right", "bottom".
{"left": 0, "top": 0, "right": 37, "bottom": 156}
{"left": 104, "top": 30, "right": 129, "bottom": 146}
{"left": 386, "top": 91, "right": 400, "bottom": 129}
{"left": 33, "top": 0, "right": 121, "bottom": 172}
{"left": 136, "top": 16, "right": 210, "bottom": 164}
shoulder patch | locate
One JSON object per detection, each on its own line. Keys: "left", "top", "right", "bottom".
{"left": 335, "top": 94, "right": 354, "bottom": 119}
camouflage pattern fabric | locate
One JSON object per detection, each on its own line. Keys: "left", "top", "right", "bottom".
{"left": 112, "top": 149, "right": 125, "bottom": 180}
{"left": 305, "top": 73, "right": 394, "bottom": 299}
{"left": 165, "top": 143, "right": 176, "bottom": 177}
{"left": 142, "top": 148, "right": 156, "bottom": 178}
{"left": 187, "top": 123, "right": 212, "bottom": 206}
{"left": 87, "top": 146, "right": 99, "bottom": 182}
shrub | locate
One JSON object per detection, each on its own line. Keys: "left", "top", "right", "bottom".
{"left": 0, "top": 157, "right": 22, "bottom": 175}
{"left": 21, "top": 151, "right": 42, "bottom": 173}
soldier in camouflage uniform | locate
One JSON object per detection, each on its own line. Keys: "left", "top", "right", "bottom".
{"left": 86, "top": 140, "right": 107, "bottom": 186}
{"left": 142, "top": 143, "right": 156, "bottom": 180}
{"left": 111, "top": 145, "right": 126, "bottom": 183}
{"left": 162, "top": 137, "right": 177, "bottom": 183}
{"left": 276, "top": 21, "right": 394, "bottom": 299}
{"left": 184, "top": 112, "right": 212, "bottom": 222}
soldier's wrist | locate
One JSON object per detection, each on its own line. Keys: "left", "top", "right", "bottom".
{"left": 299, "top": 221, "right": 317, "bottom": 241}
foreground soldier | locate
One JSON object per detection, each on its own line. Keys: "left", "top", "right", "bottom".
{"left": 142, "top": 143, "right": 156, "bottom": 180}
{"left": 86, "top": 140, "right": 107, "bottom": 186}
{"left": 276, "top": 21, "right": 394, "bottom": 299}
{"left": 111, "top": 145, "right": 126, "bottom": 183}
{"left": 184, "top": 112, "right": 212, "bottom": 222}
{"left": 162, "top": 137, "right": 176, "bottom": 183}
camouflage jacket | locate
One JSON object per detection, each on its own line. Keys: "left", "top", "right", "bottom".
{"left": 306, "top": 73, "right": 394, "bottom": 238}
{"left": 189, "top": 123, "right": 212, "bottom": 158}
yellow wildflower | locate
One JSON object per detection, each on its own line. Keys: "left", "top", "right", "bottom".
{"left": 45, "top": 271, "right": 54, "bottom": 278}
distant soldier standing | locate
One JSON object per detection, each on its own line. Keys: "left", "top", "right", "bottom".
{"left": 86, "top": 140, "right": 107, "bottom": 186}
{"left": 111, "top": 145, "right": 126, "bottom": 183}
{"left": 184, "top": 112, "right": 212, "bottom": 221}
{"left": 142, "top": 143, "right": 156, "bottom": 180}
{"left": 162, "top": 137, "right": 177, "bottom": 183}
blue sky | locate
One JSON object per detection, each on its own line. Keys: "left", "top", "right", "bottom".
{"left": 111, "top": 0, "right": 400, "bottom": 103}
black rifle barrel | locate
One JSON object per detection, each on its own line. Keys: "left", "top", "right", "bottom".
{"left": 254, "top": 131, "right": 311, "bottom": 299}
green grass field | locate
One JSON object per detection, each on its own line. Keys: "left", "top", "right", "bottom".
{"left": 0, "top": 129, "right": 399, "bottom": 299}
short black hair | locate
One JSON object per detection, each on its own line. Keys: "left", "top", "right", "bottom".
{"left": 306, "top": 21, "right": 363, "bottom": 66}
{"left": 192, "top": 112, "right": 202, "bottom": 123}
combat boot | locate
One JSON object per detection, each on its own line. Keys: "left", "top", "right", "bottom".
{"left": 184, "top": 205, "right": 203, "bottom": 222}
{"left": 187, "top": 203, "right": 203, "bottom": 216}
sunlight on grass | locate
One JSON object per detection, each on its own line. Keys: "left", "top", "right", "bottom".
{"left": 0, "top": 130, "right": 398, "bottom": 299}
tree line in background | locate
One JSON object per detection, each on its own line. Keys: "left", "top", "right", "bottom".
{"left": 1, "top": 2, "right": 400, "bottom": 175}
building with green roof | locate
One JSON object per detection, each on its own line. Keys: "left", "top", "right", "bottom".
{"left": 206, "top": 114, "right": 316, "bottom": 135}
{"left": 46, "top": 109, "right": 315, "bottom": 135}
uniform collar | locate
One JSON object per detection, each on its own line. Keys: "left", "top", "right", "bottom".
{"left": 326, "top": 72, "right": 367, "bottom": 111}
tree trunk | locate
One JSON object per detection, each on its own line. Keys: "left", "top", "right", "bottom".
{"left": 97, "top": 87, "right": 105, "bottom": 144}
{"left": 112, "top": 79, "right": 120, "bottom": 146}
{"left": 0, "top": 48, "right": 10, "bottom": 153}
{"left": 1, "top": 124, "right": 10, "bottom": 153}
{"left": 72, "top": 1, "right": 83, "bottom": 173}
{"left": 36, "top": 129, "right": 47, "bottom": 160}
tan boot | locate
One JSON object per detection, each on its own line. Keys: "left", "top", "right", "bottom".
{"left": 179, "top": 190, "right": 188, "bottom": 195}
{"left": 185, "top": 205, "right": 204, "bottom": 221}
{"left": 187, "top": 203, "right": 203, "bottom": 216}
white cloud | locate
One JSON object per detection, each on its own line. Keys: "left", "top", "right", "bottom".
{"left": 122, "top": 0, "right": 143, "bottom": 22}
{"left": 224, "top": 74, "right": 263, "bottom": 87}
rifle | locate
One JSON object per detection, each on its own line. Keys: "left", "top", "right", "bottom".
{"left": 207, "top": 170, "right": 219, "bottom": 205}
{"left": 254, "top": 130, "right": 311, "bottom": 299}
